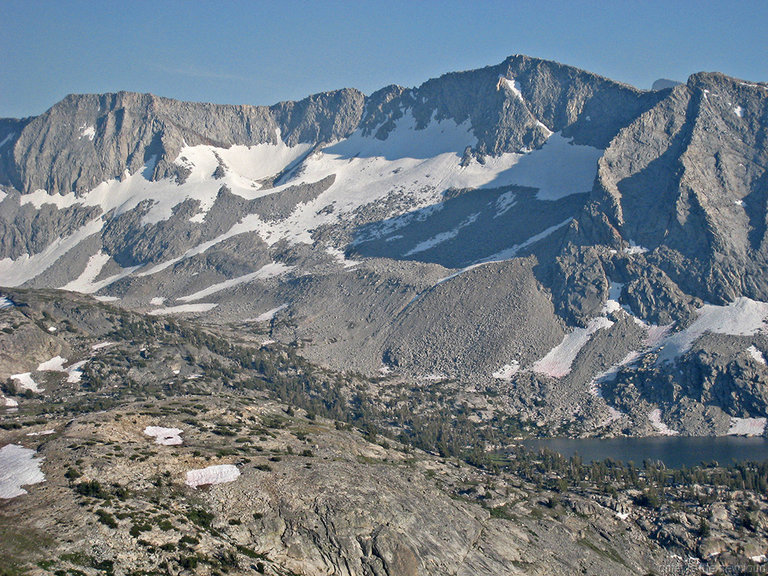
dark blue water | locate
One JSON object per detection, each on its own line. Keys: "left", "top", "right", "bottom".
{"left": 520, "top": 436, "right": 768, "bottom": 468}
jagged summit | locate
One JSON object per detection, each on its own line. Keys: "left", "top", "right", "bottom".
{"left": 0, "top": 55, "right": 665, "bottom": 197}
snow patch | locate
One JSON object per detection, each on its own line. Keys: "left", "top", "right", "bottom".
{"left": 0, "top": 132, "right": 15, "bottom": 148}
{"left": 176, "top": 262, "right": 293, "bottom": 302}
{"left": 625, "top": 240, "right": 649, "bottom": 254}
{"left": 498, "top": 76, "right": 524, "bottom": 101}
{"left": 144, "top": 426, "right": 183, "bottom": 445}
{"left": 148, "top": 303, "right": 218, "bottom": 315}
{"left": 740, "top": 82, "right": 768, "bottom": 91}
{"left": 589, "top": 351, "right": 642, "bottom": 394}
{"left": 733, "top": 106, "right": 744, "bottom": 117}
{"left": 34, "top": 355, "right": 87, "bottom": 383}
{"left": 250, "top": 304, "right": 288, "bottom": 323}
{"left": 416, "top": 219, "right": 574, "bottom": 306}
{"left": 404, "top": 212, "right": 480, "bottom": 256}
{"left": 0, "top": 444, "right": 45, "bottom": 499}
{"left": 469, "top": 218, "right": 573, "bottom": 268}
{"left": 648, "top": 408, "right": 679, "bottom": 436}
{"left": 488, "top": 133, "right": 601, "bottom": 201}
{"left": 185, "top": 464, "right": 240, "bottom": 488}
{"left": 658, "top": 298, "right": 768, "bottom": 363}
{"left": 493, "top": 191, "right": 516, "bottom": 218}
{"left": 11, "top": 373, "right": 43, "bottom": 393}
{"left": 60, "top": 251, "right": 139, "bottom": 294}
{"left": 93, "top": 295, "right": 119, "bottom": 302}
{"left": 0, "top": 297, "right": 14, "bottom": 309}
{"left": 79, "top": 124, "right": 96, "bottom": 141}
{"left": 602, "top": 281, "right": 625, "bottom": 315}
{"left": 727, "top": 417, "right": 766, "bottom": 436}
{"left": 26, "top": 429, "right": 55, "bottom": 437}
{"left": 0, "top": 217, "right": 104, "bottom": 287}
{"left": 748, "top": 345, "right": 767, "bottom": 365}
{"left": 36, "top": 356, "right": 67, "bottom": 372}
{"left": 66, "top": 360, "right": 88, "bottom": 383}
{"left": 643, "top": 323, "right": 674, "bottom": 349}
{"left": 150, "top": 297, "right": 166, "bottom": 306}
{"left": 532, "top": 317, "right": 614, "bottom": 378}
{"left": 492, "top": 361, "right": 520, "bottom": 381}
{"left": 91, "top": 341, "right": 114, "bottom": 350}
{"left": 136, "top": 213, "right": 267, "bottom": 276}
{"left": 325, "top": 246, "right": 360, "bottom": 269}
{"left": 20, "top": 189, "right": 80, "bottom": 209}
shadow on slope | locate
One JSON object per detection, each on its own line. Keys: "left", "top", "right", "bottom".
{"left": 349, "top": 186, "right": 587, "bottom": 269}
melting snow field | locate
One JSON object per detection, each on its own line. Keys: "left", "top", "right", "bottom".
{"left": 185, "top": 464, "right": 240, "bottom": 488}
{"left": 0, "top": 297, "right": 14, "bottom": 309}
{"left": 144, "top": 426, "right": 183, "bottom": 445}
{"left": 727, "top": 417, "right": 767, "bottom": 436}
{"left": 532, "top": 317, "right": 614, "bottom": 378}
{"left": 5, "top": 106, "right": 603, "bottom": 292}
{"left": 0, "top": 444, "right": 45, "bottom": 499}
{"left": 657, "top": 298, "right": 768, "bottom": 363}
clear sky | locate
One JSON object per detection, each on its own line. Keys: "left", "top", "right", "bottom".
{"left": 1, "top": 0, "right": 767, "bottom": 119}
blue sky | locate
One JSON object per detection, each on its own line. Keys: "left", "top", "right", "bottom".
{"left": 1, "top": 0, "right": 766, "bottom": 118}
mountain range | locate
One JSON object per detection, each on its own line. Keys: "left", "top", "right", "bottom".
{"left": 2, "top": 54, "right": 768, "bottom": 439}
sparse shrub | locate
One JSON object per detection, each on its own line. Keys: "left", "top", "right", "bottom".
{"left": 74, "top": 480, "right": 109, "bottom": 499}
{"left": 186, "top": 508, "right": 214, "bottom": 529}
{"left": 65, "top": 467, "right": 82, "bottom": 480}
{"left": 96, "top": 509, "right": 117, "bottom": 529}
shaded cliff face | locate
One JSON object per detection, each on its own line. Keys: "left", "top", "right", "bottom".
{"left": 587, "top": 72, "right": 768, "bottom": 303}
{"left": 2, "top": 56, "right": 768, "bottom": 440}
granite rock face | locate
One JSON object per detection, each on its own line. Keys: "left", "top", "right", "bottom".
{"left": 588, "top": 73, "right": 768, "bottom": 304}
{"left": 6, "top": 89, "right": 364, "bottom": 196}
